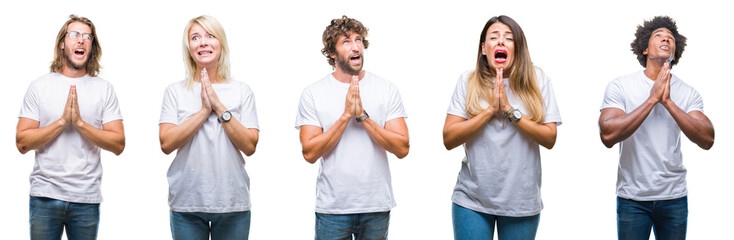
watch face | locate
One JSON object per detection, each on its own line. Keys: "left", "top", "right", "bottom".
{"left": 223, "top": 111, "right": 232, "bottom": 121}
{"left": 513, "top": 109, "right": 522, "bottom": 119}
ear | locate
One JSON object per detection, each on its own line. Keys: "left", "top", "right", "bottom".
{"left": 642, "top": 48, "right": 648, "bottom": 55}
{"left": 481, "top": 42, "right": 486, "bottom": 55}
{"left": 60, "top": 42, "right": 65, "bottom": 50}
{"left": 330, "top": 53, "right": 336, "bottom": 59}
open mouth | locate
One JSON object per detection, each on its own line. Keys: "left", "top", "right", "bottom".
{"left": 660, "top": 45, "right": 670, "bottom": 51}
{"left": 74, "top": 49, "right": 85, "bottom": 56}
{"left": 494, "top": 49, "right": 507, "bottom": 63}
{"left": 349, "top": 54, "right": 361, "bottom": 63}
{"left": 198, "top": 50, "right": 213, "bottom": 56}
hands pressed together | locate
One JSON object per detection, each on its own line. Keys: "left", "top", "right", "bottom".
{"left": 649, "top": 62, "right": 672, "bottom": 104}
{"left": 343, "top": 75, "right": 365, "bottom": 119}
{"left": 199, "top": 68, "right": 226, "bottom": 115}
{"left": 61, "top": 85, "right": 86, "bottom": 128}
{"left": 485, "top": 68, "right": 513, "bottom": 118}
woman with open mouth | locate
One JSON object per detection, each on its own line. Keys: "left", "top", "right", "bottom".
{"left": 159, "top": 15, "right": 260, "bottom": 240}
{"left": 443, "top": 15, "right": 562, "bottom": 240}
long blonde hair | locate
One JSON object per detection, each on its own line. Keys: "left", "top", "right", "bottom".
{"left": 466, "top": 15, "right": 545, "bottom": 124}
{"left": 50, "top": 15, "right": 102, "bottom": 76}
{"left": 182, "top": 15, "right": 231, "bottom": 88}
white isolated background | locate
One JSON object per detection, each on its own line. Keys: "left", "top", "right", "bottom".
{"left": 0, "top": 0, "right": 730, "bottom": 239}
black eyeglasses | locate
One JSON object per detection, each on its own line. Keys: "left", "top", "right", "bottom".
{"left": 66, "top": 31, "right": 94, "bottom": 41}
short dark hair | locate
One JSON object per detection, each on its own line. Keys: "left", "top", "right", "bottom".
{"left": 321, "top": 15, "right": 369, "bottom": 67}
{"left": 630, "top": 16, "right": 686, "bottom": 68}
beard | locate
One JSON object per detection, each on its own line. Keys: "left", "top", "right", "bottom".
{"left": 335, "top": 52, "right": 363, "bottom": 75}
{"left": 63, "top": 48, "right": 88, "bottom": 70}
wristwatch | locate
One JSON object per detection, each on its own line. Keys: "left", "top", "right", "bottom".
{"left": 356, "top": 110, "right": 369, "bottom": 123}
{"left": 218, "top": 111, "right": 232, "bottom": 123}
{"left": 506, "top": 107, "right": 522, "bottom": 122}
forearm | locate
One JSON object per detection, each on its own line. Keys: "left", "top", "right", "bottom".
{"left": 76, "top": 120, "right": 125, "bottom": 155}
{"left": 599, "top": 100, "right": 656, "bottom": 148}
{"left": 221, "top": 118, "right": 259, "bottom": 156}
{"left": 443, "top": 111, "right": 493, "bottom": 150}
{"left": 160, "top": 110, "right": 209, "bottom": 154}
{"left": 301, "top": 115, "right": 350, "bottom": 163}
{"left": 663, "top": 101, "right": 715, "bottom": 149}
{"left": 361, "top": 119, "right": 409, "bottom": 159}
{"left": 16, "top": 119, "right": 66, "bottom": 154}
{"left": 513, "top": 118, "right": 557, "bottom": 149}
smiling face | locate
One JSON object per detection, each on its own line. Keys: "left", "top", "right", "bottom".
{"left": 332, "top": 32, "right": 364, "bottom": 75}
{"left": 61, "top": 21, "right": 92, "bottom": 71}
{"left": 482, "top": 23, "right": 514, "bottom": 72}
{"left": 644, "top": 27, "right": 676, "bottom": 61}
{"left": 188, "top": 23, "right": 221, "bottom": 69}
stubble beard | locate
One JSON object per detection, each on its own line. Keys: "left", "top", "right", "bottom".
{"left": 63, "top": 48, "right": 88, "bottom": 70}
{"left": 336, "top": 53, "right": 363, "bottom": 75}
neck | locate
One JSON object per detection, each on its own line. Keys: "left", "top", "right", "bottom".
{"left": 643, "top": 58, "right": 665, "bottom": 81}
{"left": 332, "top": 67, "right": 364, "bottom": 83}
{"left": 60, "top": 65, "right": 87, "bottom": 78}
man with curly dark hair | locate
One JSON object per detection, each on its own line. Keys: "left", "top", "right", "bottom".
{"left": 598, "top": 16, "right": 714, "bottom": 240}
{"left": 296, "top": 15, "right": 409, "bottom": 239}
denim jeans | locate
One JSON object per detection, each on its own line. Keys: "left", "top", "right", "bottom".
{"left": 617, "top": 196, "right": 687, "bottom": 240}
{"left": 29, "top": 196, "right": 100, "bottom": 240}
{"left": 170, "top": 210, "right": 251, "bottom": 240}
{"left": 452, "top": 203, "right": 540, "bottom": 240}
{"left": 315, "top": 211, "right": 390, "bottom": 240}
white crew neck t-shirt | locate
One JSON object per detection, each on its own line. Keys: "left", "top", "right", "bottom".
{"left": 447, "top": 68, "right": 562, "bottom": 217}
{"left": 600, "top": 71, "right": 704, "bottom": 201}
{"left": 160, "top": 80, "right": 259, "bottom": 213}
{"left": 295, "top": 71, "right": 407, "bottom": 214}
{"left": 19, "top": 72, "right": 123, "bottom": 204}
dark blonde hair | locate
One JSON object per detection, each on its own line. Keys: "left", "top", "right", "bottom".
{"left": 50, "top": 15, "right": 102, "bottom": 76}
{"left": 321, "top": 15, "right": 369, "bottom": 68}
{"left": 182, "top": 15, "right": 231, "bottom": 88}
{"left": 466, "top": 15, "right": 545, "bottom": 124}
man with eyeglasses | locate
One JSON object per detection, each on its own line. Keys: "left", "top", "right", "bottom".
{"left": 16, "top": 15, "right": 124, "bottom": 240}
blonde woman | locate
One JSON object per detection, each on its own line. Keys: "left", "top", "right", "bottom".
{"left": 443, "top": 15, "right": 561, "bottom": 240}
{"left": 159, "top": 15, "right": 259, "bottom": 240}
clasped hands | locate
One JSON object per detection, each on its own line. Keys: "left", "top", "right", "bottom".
{"left": 649, "top": 62, "right": 672, "bottom": 105}
{"left": 484, "top": 68, "right": 513, "bottom": 118}
{"left": 60, "top": 85, "right": 85, "bottom": 128}
{"left": 343, "top": 75, "right": 365, "bottom": 119}
{"left": 199, "top": 68, "right": 227, "bottom": 115}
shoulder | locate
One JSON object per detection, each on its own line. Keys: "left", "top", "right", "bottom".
{"left": 29, "top": 72, "right": 59, "bottom": 86}
{"left": 303, "top": 73, "right": 333, "bottom": 92}
{"left": 228, "top": 79, "right": 253, "bottom": 92}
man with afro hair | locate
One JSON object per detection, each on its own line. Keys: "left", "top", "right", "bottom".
{"left": 598, "top": 16, "right": 714, "bottom": 240}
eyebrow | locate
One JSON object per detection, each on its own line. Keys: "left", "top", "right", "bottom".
{"left": 489, "top": 30, "right": 513, "bottom": 34}
{"left": 653, "top": 29, "right": 670, "bottom": 34}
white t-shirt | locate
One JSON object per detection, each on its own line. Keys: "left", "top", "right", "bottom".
{"left": 19, "top": 72, "right": 123, "bottom": 204}
{"left": 295, "top": 71, "right": 407, "bottom": 214}
{"left": 600, "top": 71, "right": 703, "bottom": 201}
{"left": 160, "top": 80, "right": 259, "bottom": 213}
{"left": 447, "top": 69, "right": 562, "bottom": 217}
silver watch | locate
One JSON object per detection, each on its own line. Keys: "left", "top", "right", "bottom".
{"left": 218, "top": 111, "right": 232, "bottom": 123}
{"left": 508, "top": 108, "right": 522, "bottom": 122}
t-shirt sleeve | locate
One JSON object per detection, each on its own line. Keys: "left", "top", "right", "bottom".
{"left": 447, "top": 73, "right": 469, "bottom": 119}
{"left": 386, "top": 84, "right": 407, "bottom": 121}
{"left": 685, "top": 87, "right": 704, "bottom": 114}
{"left": 295, "top": 88, "right": 321, "bottom": 129}
{"left": 539, "top": 72, "right": 562, "bottom": 125}
{"left": 600, "top": 79, "right": 625, "bottom": 112}
{"left": 239, "top": 84, "right": 260, "bottom": 130}
{"left": 102, "top": 83, "right": 123, "bottom": 124}
{"left": 18, "top": 82, "right": 40, "bottom": 121}
{"left": 159, "top": 85, "right": 179, "bottom": 124}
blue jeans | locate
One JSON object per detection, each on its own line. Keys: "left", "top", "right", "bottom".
{"left": 452, "top": 203, "right": 540, "bottom": 240}
{"left": 315, "top": 211, "right": 390, "bottom": 240}
{"left": 617, "top": 196, "right": 687, "bottom": 240}
{"left": 29, "top": 196, "right": 100, "bottom": 240}
{"left": 170, "top": 210, "right": 251, "bottom": 240}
